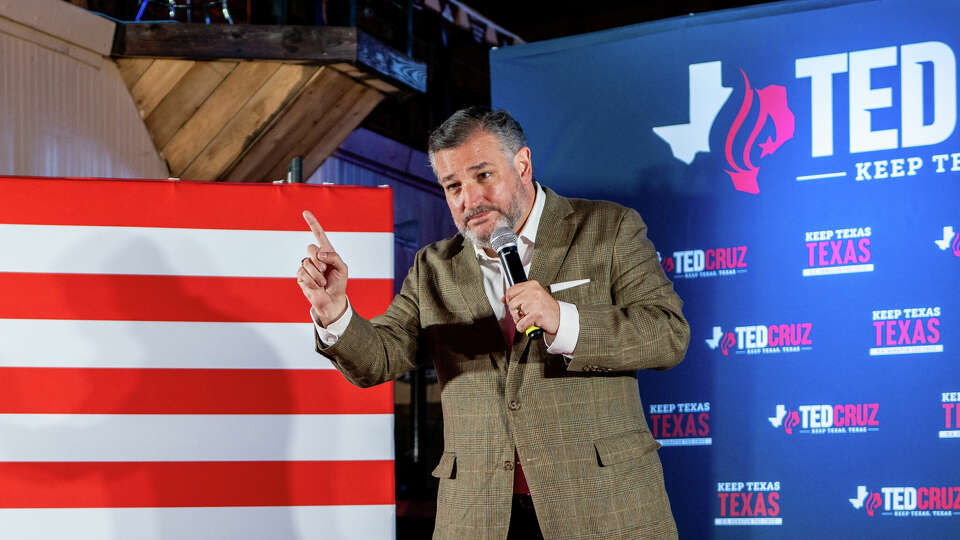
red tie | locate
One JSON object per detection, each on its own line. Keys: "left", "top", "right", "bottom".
{"left": 513, "top": 450, "right": 530, "bottom": 494}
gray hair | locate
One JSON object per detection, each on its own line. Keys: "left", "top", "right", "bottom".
{"left": 427, "top": 107, "right": 527, "bottom": 172}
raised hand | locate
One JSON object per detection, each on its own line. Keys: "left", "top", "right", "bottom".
{"left": 298, "top": 210, "right": 349, "bottom": 326}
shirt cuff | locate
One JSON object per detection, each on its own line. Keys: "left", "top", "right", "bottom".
{"left": 545, "top": 301, "right": 579, "bottom": 356}
{"left": 312, "top": 300, "right": 353, "bottom": 346}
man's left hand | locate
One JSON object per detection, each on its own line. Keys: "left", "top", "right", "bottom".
{"left": 505, "top": 281, "right": 560, "bottom": 336}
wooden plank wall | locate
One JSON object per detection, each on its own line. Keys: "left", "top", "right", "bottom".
{"left": 117, "top": 58, "right": 386, "bottom": 182}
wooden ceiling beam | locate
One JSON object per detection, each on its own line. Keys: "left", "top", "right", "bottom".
{"left": 111, "top": 23, "right": 419, "bottom": 182}
{"left": 225, "top": 67, "right": 350, "bottom": 182}
{"left": 146, "top": 60, "right": 238, "bottom": 150}
{"left": 301, "top": 86, "right": 384, "bottom": 181}
{"left": 130, "top": 59, "right": 195, "bottom": 119}
{"left": 180, "top": 64, "right": 318, "bottom": 180}
{"left": 162, "top": 61, "right": 281, "bottom": 176}
{"left": 116, "top": 57, "right": 154, "bottom": 88}
{"left": 265, "top": 82, "right": 370, "bottom": 182}
{"left": 113, "top": 23, "right": 425, "bottom": 93}
{"left": 114, "top": 24, "right": 356, "bottom": 62}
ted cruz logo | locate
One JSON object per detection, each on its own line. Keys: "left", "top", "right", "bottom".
{"left": 657, "top": 41, "right": 960, "bottom": 189}
{"left": 768, "top": 403, "right": 879, "bottom": 435}
{"left": 850, "top": 485, "right": 960, "bottom": 518}
{"left": 870, "top": 307, "right": 942, "bottom": 356}
{"left": 715, "top": 481, "right": 782, "bottom": 526}
{"left": 664, "top": 246, "right": 748, "bottom": 280}
{"left": 657, "top": 251, "right": 675, "bottom": 274}
{"left": 705, "top": 326, "right": 737, "bottom": 355}
{"left": 649, "top": 402, "right": 711, "bottom": 446}
{"left": 803, "top": 226, "right": 873, "bottom": 277}
{"left": 706, "top": 323, "right": 812, "bottom": 355}
{"left": 652, "top": 61, "right": 795, "bottom": 194}
{"left": 935, "top": 226, "right": 960, "bottom": 257}
{"left": 942, "top": 391, "right": 960, "bottom": 439}
{"left": 799, "top": 41, "right": 959, "bottom": 185}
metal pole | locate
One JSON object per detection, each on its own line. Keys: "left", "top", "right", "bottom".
{"left": 411, "top": 366, "right": 426, "bottom": 464}
{"left": 287, "top": 156, "right": 303, "bottom": 183}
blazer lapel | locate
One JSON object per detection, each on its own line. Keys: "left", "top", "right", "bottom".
{"left": 527, "top": 186, "right": 576, "bottom": 295}
{"left": 452, "top": 236, "right": 494, "bottom": 321}
{"left": 452, "top": 236, "right": 509, "bottom": 364}
{"left": 511, "top": 186, "right": 576, "bottom": 357}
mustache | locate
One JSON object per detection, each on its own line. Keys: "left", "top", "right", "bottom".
{"left": 463, "top": 206, "right": 501, "bottom": 224}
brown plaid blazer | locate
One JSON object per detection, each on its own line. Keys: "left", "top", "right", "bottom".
{"left": 319, "top": 186, "right": 689, "bottom": 539}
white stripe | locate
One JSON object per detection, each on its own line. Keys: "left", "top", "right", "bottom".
{"left": 714, "top": 517, "right": 782, "bottom": 526}
{"left": 656, "top": 438, "right": 712, "bottom": 446}
{"left": 0, "top": 225, "right": 393, "bottom": 279}
{"left": 868, "top": 344, "right": 943, "bottom": 356}
{"left": 801, "top": 264, "right": 874, "bottom": 276}
{"left": 0, "top": 505, "right": 396, "bottom": 540}
{"left": 0, "top": 414, "right": 394, "bottom": 461}
{"left": 0, "top": 320, "right": 334, "bottom": 369}
{"left": 939, "top": 430, "right": 960, "bottom": 438}
{"left": 796, "top": 171, "right": 846, "bottom": 181}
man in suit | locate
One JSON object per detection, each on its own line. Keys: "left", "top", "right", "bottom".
{"left": 297, "top": 107, "right": 689, "bottom": 539}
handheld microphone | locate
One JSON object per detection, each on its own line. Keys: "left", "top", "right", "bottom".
{"left": 490, "top": 227, "right": 543, "bottom": 339}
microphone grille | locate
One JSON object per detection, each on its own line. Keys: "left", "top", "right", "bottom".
{"left": 489, "top": 227, "right": 517, "bottom": 253}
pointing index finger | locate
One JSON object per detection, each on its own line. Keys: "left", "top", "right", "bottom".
{"left": 302, "top": 210, "right": 334, "bottom": 250}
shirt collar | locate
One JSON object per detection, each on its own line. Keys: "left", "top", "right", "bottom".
{"left": 474, "top": 182, "right": 545, "bottom": 261}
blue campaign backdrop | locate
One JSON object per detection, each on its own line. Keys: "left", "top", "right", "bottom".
{"left": 491, "top": 0, "right": 959, "bottom": 537}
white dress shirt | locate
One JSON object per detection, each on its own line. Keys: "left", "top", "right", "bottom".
{"left": 315, "top": 183, "right": 579, "bottom": 356}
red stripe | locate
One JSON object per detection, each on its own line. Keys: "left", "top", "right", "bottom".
{"left": 0, "top": 368, "right": 393, "bottom": 414}
{"left": 0, "top": 460, "right": 394, "bottom": 508}
{"left": 0, "top": 273, "right": 392, "bottom": 322}
{"left": 0, "top": 177, "right": 393, "bottom": 232}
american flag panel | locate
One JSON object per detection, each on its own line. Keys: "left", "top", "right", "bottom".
{"left": 0, "top": 177, "right": 396, "bottom": 539}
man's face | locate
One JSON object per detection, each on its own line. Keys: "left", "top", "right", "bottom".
{"left": 433, "top": 131, "right": 534, "bottom": 247}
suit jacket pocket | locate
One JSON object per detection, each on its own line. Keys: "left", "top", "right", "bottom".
{"left": 594, "top": 430, "right": 660, "bottom": 467}
{"left": 551, "top": 275, "right": 606, "bottom": 307}
{"left": 431, "top": 452, "right": 457, "bottom": 479}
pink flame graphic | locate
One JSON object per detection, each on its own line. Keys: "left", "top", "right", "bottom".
{"left": 661, "top": 256, "right": 675, "bottom": 274}
{"left": 952, "top": 230, "right": 960, "bottom": 257}
{"left": 723, "top": 69, "right": 796, "bottom": 194}
{"left": 784, "top": 410, "right": 800, "bottom": 435}
{"left": 865, "top": 492, "right": 882, "bottom": 517}
{"left": 720, "top": 332, "right": 735, "bottom": 356}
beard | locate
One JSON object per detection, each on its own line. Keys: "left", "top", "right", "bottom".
{"left": 457, "top": 178, "right": 529, "bottom": 248}
{"left": 459, "top": 211, "right": 514, "bottom": 248}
